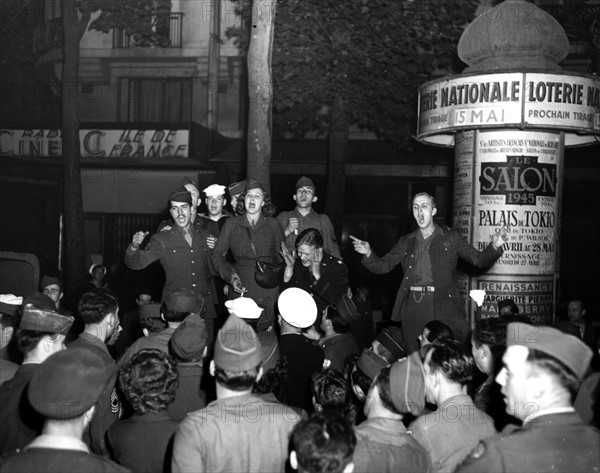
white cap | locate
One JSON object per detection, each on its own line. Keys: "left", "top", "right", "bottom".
{"left": 277, "top": 288, "right": 317, "bottom": 328}
{"left": 203, "top": 184, "right": 227, "bottom": 197}
{"left": 0, "top": 294, "right": 23, "bottom": 306}
{"left": 89, "top": 264, "right": 107, "bottom": 276}
{"left": 225, "top": 297, "right": 263, "bottom": 319}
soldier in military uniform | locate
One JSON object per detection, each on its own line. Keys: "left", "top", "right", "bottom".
{"left": 0, "top": 298, "right": 73, "bottom": 456}
{"left": 126, "top": 187, "right": 217, "bottom": 341}
{"left": 277, "top": 176, "right": 341, "bottom": 258}
{"left": 281, "top": 228, "right": 349, "bottom": 317}
{"left": 0, "top": 348, "right": 129, "bottom": 473}
{"left": 352, "top": 192, "right": 507, "bottom": 352}
{"left": 457, "top": 322, "right": 600, "bottom": 473}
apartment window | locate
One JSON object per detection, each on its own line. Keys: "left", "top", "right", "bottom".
{"left": 119, "top": 78, "right": 192, "bottom": 122}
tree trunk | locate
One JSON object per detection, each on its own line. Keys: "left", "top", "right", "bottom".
{"left": 246, "top": 0, "right": 276, "bottom": 188}
{"left": 61, "top": 2, "right": 87, "bottom": 294}
{"left": 325, "top": 95, "right": 349, "bottom": 241}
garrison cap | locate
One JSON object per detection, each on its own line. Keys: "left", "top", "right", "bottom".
{"left": 507, "top": 322, "right": 592, "bottom": 379}
{"left": 165, "top": 289, "right": 204, "bottom": 314}
{"left": 21, "top": 292, "right": 56, "bottom": 312}
{"left": 170, "top": 313, "right": 207, "bottom": 362}
{"left": 28, "top": 348, "right": 116, "bottom": 419}
{"left": 41, "top": 276, "right": 63, "bottom": 290}
{"left": 335, "top": 295, "right": 361, "bottom": 325}
{"left": 214, "top": 314, "right": 262, "bottom": 371}
{"left": 357, "top": 348, "right": 388, "bottom": 379}
{"left": 181, "top": 177, "right": 198, "bottom": 188}
{"left": 228, "top": 180, "right": 247, "bottom": 196}
{"left": 169, "top": 186, "right": 193, "bottom": 205}
{"left": 296, "top": 176, "right": 316, "bottom": 192}
{"left": 244, "top": 180, "right": 266, "bottom": 193}
{"left": 376, "top": 326, "right": 406, "bottom": 361}
{"left": 139, "top": 302, "right": 162, "bottom": 320}
{"left": 389, "top": 351, "right": 425, "bottom": 416}
{"left": 20, "top": 306, "right": 74, "bottom": 335}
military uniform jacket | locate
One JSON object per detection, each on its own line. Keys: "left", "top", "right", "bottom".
{"left": 286, "top": 251, "right": 349, "bottom": 314}
{"left": 319, "top": 333, "right": 359, "bottom": 374}
{"left": 1, "top": 435, "right": 130, "bottom": 473}
{"left": 211, "top": 215, "right": 285, "bottom": 329}
{"left": 456, "top": 412, "right": 600, "bottom": 473}
{"left": 353, "top": 417, "right": 431, "bottom": 473}
{"left": 172, "top": 393, "right": 302, "bottom": 473}
{"left": 409, "top": 394, "right": 496, "bottom": 473}
{"left": 125, "top": 225, "right": 216, "bottom": 319}
{"left": 277, "top": 208, "right": 341, "bottom": 258}
{"left": 278, "top": 334, "right": 325, "bottom": 412}
{"left": 107, "top": 412, "right": 179, "bottom": 473}
{"left": 117, "top": 327, "right": 176, "bottom": 367}
{"left": 362, "top": 224, "right": 502, "bottom": 323}
{"left": 0, "top": 364, "right": 43, "bottom": 456}
{"left": 68, "top": 334, "right": 121, "bottom": 457}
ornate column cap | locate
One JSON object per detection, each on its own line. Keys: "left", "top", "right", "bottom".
{"left": 458, "top": 0, "right": 569, "bottom": 72}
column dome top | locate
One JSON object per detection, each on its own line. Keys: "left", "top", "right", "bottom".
{"left": 458, "top": 0, "right": 569, "bottom": 72}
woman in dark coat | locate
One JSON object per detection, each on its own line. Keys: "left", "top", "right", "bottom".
{"left": 212, "top": 180, "right": 285, "bottom": 331}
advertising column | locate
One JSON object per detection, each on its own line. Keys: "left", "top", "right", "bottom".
{"left": 417, "top": 71, "right": 599, "bottom": 326}
{"left": 453, "top": 130, "right": 562, "bottom": 324}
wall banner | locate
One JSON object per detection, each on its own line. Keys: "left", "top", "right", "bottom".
{"left": 0, "top": 129, "right": 190, "bottom": 159}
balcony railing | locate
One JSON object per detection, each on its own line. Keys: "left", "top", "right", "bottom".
{"left": 113, "top": 12, "right": 183, "bottom": 49}
{"left": 33, "top": 18, "right": 62, "bottom": 56}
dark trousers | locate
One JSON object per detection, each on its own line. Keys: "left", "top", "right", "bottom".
{"left": 401, "top": 291, "right": 435, "bottom": 353}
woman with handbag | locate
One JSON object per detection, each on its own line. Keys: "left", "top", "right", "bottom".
{"left": 212, "top": 180, "right": 285, "bottom": 331}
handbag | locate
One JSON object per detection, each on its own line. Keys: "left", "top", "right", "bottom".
{"left": 254, "top": 259, "right": 286, "bottom": 289}
{"left": 244, "top": 226, "right": 285, "bottom": 289}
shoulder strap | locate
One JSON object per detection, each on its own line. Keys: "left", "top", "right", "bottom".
{"left": 244, "top": 226, "right": 258, "bottom": 258}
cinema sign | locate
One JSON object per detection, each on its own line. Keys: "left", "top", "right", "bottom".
{"left": 417, "top": 71, "right": 600, "bottom": 147}
{"left": 0, "top": 129, "right": 189, "bottom": 159}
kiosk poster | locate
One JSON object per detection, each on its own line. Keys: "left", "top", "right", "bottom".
{"left": 474, "top": 129, "right": 562, "bottom": 276}
{"left": 452, "top": 130, "right": 561, "bottom": 324}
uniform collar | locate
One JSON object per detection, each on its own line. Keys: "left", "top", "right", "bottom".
{"left": 26, "top": 434, "right": 89, "bottom": 453}
{"left": 173, "top": 223, "right": 191, "bottom": 235}
{"left": 438, "top": 393, "right": 474, "bottom": 411}
{"left": 239, "top": 214, "right": 265, "bottom": 227}
{"left": 294, "top": 207, "right": 317, "bottom": 218}
{"left": 524, "top": 406, "right": 575, "bottom": 425}
{"left": 416, "top": 223, "right": 444, "bottom": 242}
{"left": 362, "top": 416, "right": 407, "bottom": 433}
{"left": 131, "top": 411, "right": 174, "bottom": 422}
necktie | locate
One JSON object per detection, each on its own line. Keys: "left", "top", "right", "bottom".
{"left": 184, "top": 228, "right": 192, "bottom": 246}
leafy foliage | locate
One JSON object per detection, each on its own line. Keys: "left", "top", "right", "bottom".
{"left": 228, "top": 0, "right": 480, "bottom": 149}
{"left": 0, "top": 0, "right": 173, "bottom": 69}
{"left": 0, "top": 0, "right": 44, "bottom": 66}
{"left": 85, "top": 0, "right": 172, "bottom": 47}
